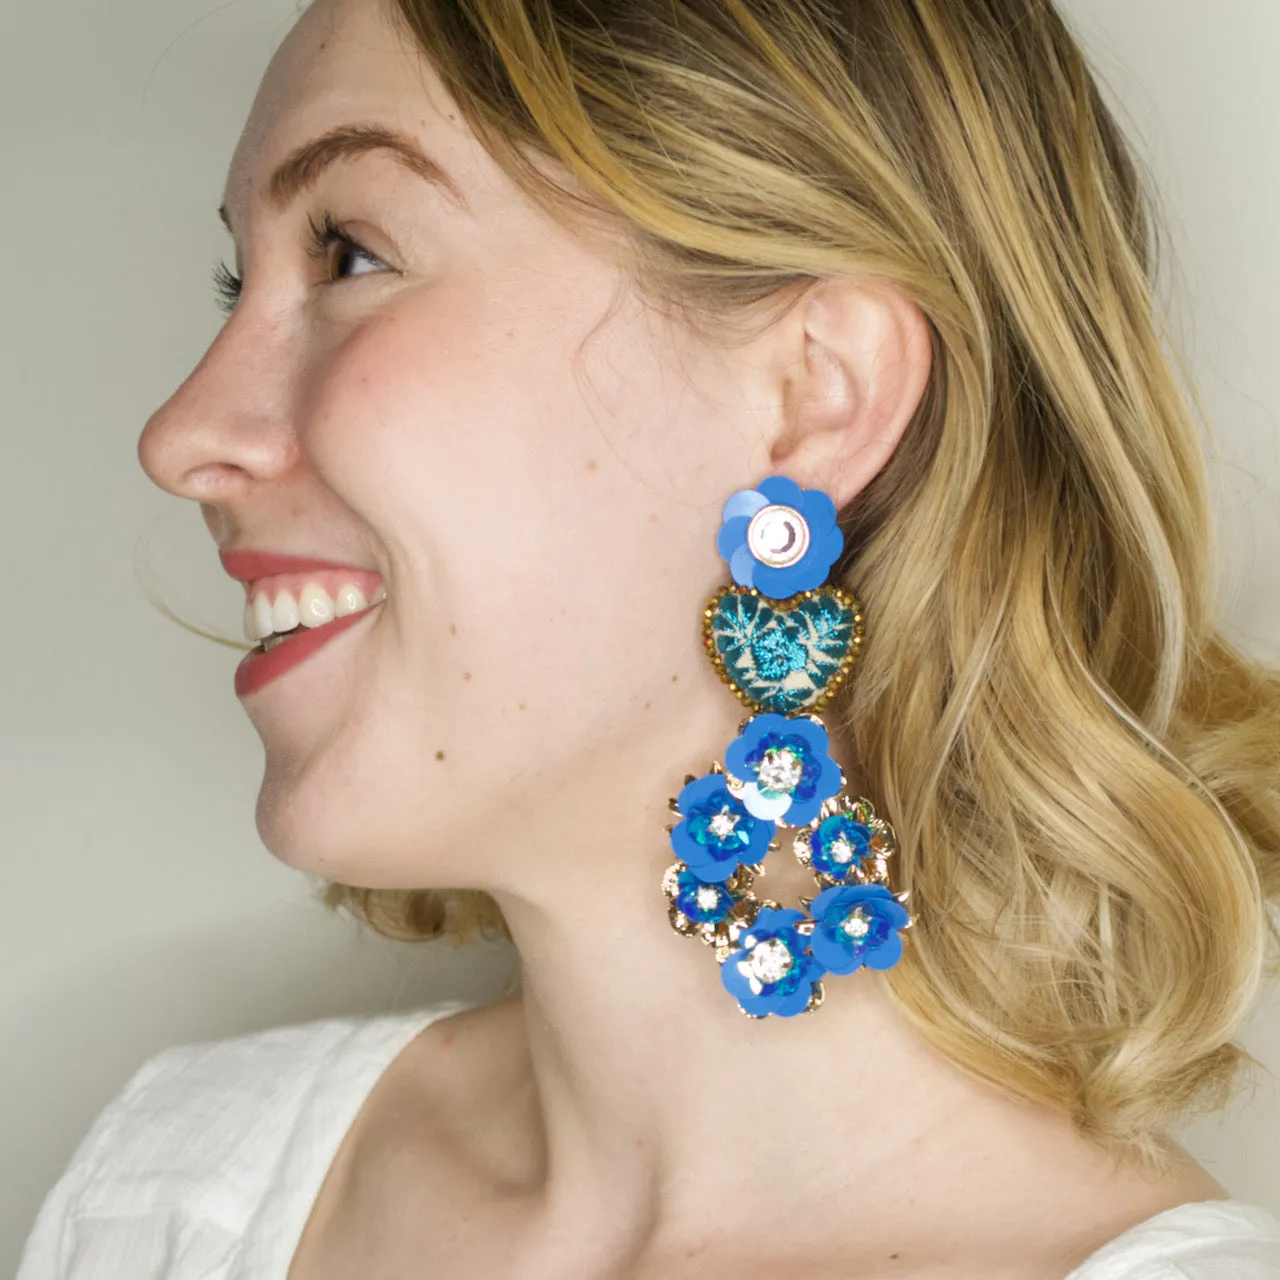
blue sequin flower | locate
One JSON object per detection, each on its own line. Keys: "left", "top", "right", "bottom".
{"left": 716, "top": 475, "right": 845, "bottom": 599}
{"left": 808, "top": 884, "right": 909, "bottom": 975}
{"left": 807, "top": 813, "right": 872, "bottom": 881}
{"left": 720, "top": 907, "right": 826, "bottom": 1017}
{"left": 670, "top": 773, "right": 776, "bottom": 883}
{"left": 670, "top": 868, "right": 739, "bottom": 925}
{"left": 724, "top": 713, "right": 843, "bottom": 825}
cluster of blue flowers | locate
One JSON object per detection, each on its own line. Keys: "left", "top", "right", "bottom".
{"left": 717, "top": 887, "right": 908, "bottom": 1017}
{"left": 719, "top": 888, "right": 907, "bottom": 1019}
{"left": 668, "top": 712, "right": 909, "bottom": 1018}
{"left": 665, "top": 476, "right": 911, "bottom": 1018}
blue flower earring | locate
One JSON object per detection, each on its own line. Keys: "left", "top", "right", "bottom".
{"left": 662, "top": 477, "right": 912, "bottom": 1018}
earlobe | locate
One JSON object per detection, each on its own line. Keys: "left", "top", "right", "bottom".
{"left": 770, "top": 279, "right": 933, "bottom": 511}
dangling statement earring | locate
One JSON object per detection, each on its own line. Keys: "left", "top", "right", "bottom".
{"left": 662, "top": 476, "right": 912, "bottom": 1018}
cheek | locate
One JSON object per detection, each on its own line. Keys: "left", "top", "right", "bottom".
{"left": 305, "top": 290, "right": 592, "bottom": 545}
{"left": 301, "top": 288, "right": 686, "bottom": 626}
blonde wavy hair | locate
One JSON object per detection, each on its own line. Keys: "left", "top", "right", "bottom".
{"left": 319, "top": 0, "right": 1280, "bottom": 1163}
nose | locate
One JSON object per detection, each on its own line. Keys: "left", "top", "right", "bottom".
{"left": 138, "top": 312, "right": 299, "bottom": 507}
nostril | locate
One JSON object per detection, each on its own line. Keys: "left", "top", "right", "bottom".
{"left": 182, "top": 463, "right": 250, "bottom": 499}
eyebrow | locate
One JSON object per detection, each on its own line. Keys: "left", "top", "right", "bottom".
{"left": 218, "top": 123, "right": 467, "bottom": 231}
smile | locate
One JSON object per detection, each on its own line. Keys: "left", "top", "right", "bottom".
{"left": 219, "top": 551, "right": 388, "bottom": 697}
{"left": 241, "top": 570, "right": 388, "bottom": 649}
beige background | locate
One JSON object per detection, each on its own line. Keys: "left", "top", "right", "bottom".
{"left": 1, "top": 0, "right": 1277, "bottom": 1271}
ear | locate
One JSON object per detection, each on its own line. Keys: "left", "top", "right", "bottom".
{"left": 760, "top": 277, "right": 933, "bottom": 511}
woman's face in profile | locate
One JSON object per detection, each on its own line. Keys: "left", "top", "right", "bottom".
{"left": 138, "top": 0, "right": 777, "bottom": 889}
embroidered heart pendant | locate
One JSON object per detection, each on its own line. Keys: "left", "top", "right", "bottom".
{"left": 703, "top": 585, "right": 863, "bottom": 715}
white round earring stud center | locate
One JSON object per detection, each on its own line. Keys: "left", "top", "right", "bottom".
{"left": 746, "top": 503, "right": 810, "bottom": 569}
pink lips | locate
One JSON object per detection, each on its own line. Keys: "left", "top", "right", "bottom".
{"left": 220, "top": 549, "right": 385, "bottom": 698}
{"left": 219, "top": 549, "right": 380, "bottom": 584}
{"left": 233, "top": 609, "right": 375, "bottom": 697}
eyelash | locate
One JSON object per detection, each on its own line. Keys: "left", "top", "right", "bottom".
{"left": 211, "top": 212, "right": 389, "bottom": 315}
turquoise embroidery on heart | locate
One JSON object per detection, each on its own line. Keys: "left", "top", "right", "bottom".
{"left": 703, "top": 586, "right": 863, "bottom": 715}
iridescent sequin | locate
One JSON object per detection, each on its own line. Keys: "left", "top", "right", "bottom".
{"left": 672, "top": 870, "right": 736, "bottom": 925}
{"left": 835, "top": 906, "right": 889, "bottom": 952}
{"left": 687, "top": 798, "right": 752, "bottom": 855}
{"left": 810, "top": 815, "right": 871, "bottom": 881}
{"left": 755, "top": 747, "right": 805, "bottom": 796}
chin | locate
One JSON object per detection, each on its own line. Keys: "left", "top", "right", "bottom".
{"left": 252, "top": 760, "right": 368, "bottom": 882}
{"left": 250, "top": 758, "right": 465, "bottom": 889}
{"left": 254, "top": 780, "right": 334, "bottom": 878}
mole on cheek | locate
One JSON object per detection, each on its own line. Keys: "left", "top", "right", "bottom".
{"left": 435, "top": 751, "right": 446, "bottom": 761}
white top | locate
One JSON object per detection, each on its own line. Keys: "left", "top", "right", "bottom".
{"left": 17, "top": 1002, "right": 1280, "bottom": 1279}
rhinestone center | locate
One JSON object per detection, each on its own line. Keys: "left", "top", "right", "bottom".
{"left": 747, "top": 937, "right": 795, "bottom": 985}
{"left": 707, "top": 808, "right": 740, "bottom": 839}
{"left": 829, "top": 835, "right": 855, "bottom": 865}
{"left": 695, "top": 886, "right": 722, "bottom": 912}
{"left": 757, "top": 747, "right": 804, "bottom": 794}
{"left": 746, "top": 504, "right": 810, "bottom": 569}
{"left": 841, "top": 908, "right": 871, "bottom": 939}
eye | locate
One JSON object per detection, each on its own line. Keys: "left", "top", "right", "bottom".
{"left": 209, "top": 209, "right": 391, "bottom": 317}
{"left": 300, "top": 211, "right": 389, "bottom": 286}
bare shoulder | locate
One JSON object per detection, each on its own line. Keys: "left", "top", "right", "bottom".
{"left": 395, "top": 996, "right": 532, "bottom": 1095}
{"left": 343, "top": 995, "right": 538, "bottom": 1177}
{"left": 979, "top": 1149, "right": 1232, "bottom": 1280}
{"left": 288, "top": 998, "right": 542, "bottom": 1280}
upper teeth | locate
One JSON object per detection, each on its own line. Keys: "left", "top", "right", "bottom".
{"left": 244, "top": 582, "right": 384, "bottom": 642}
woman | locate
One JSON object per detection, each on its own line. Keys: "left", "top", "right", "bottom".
{"left": 19, "top": 0, "right": 1280, "bottom": 1276}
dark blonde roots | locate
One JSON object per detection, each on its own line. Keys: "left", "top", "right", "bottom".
{"left": 321, "top": 0, "right": 1280, "bottom": 1163}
